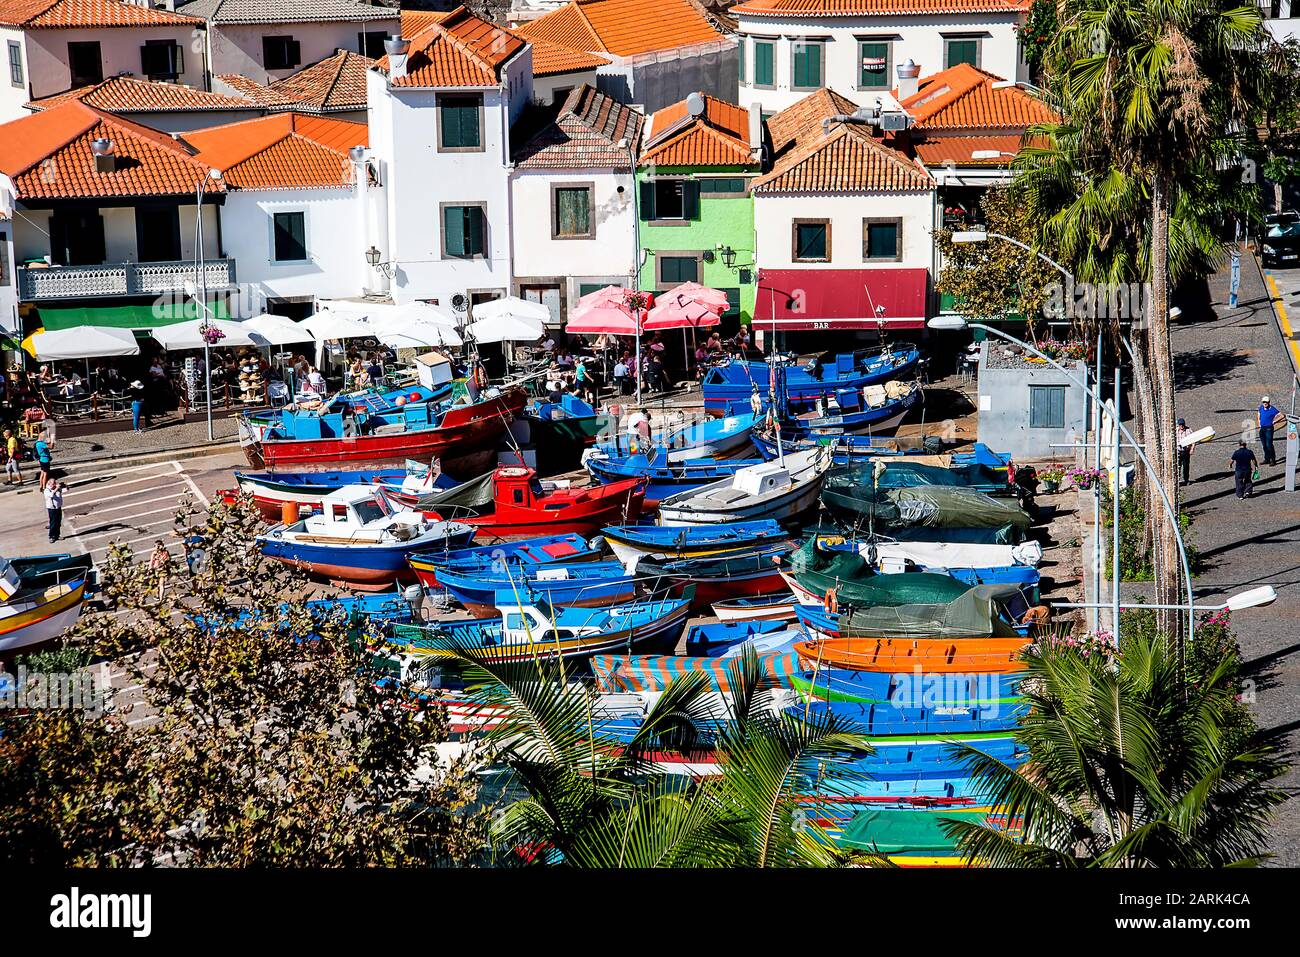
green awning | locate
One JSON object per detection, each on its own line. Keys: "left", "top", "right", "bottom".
{"left": 36, "top": 300, "right": 232, "bottom": 332}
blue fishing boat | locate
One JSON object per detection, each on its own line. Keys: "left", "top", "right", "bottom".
{"left": 796, "top": 700, "right": 1027, "bottom": 737}
{"left": 407, "top": 533, "right": 602, "bottom": 590}
{"left": 230, "top": 466, "right": 457, "bottom": 520}
{"left": 826, "top": 540, "right": 1041, "bottom": 601}
{"left": 784, "top": 380, "right": 922, "bottom": 437}
{"left": 431, "top": 560, "right": 638, "bottom": 618}
{"left": 525, "top": 392, "right": 612, "bottom": 446}
{"left": 584, "top": 412, "right": 758, "bottom": 465}
{"left": 242, "top": 380, "right": 454, "bottom": 440}
{"left": 584, "top": 450, "right": 766, "bottom": 507}
{"left": 683, "top": 618, "right": 795, "bottom": 655}
{"left": 599, "top": 519, "right": 789, "bottom": 568}
{"left": 751, "top": 432, "right": 1011, "bottom": 471}
{"left": 791, "top": 668, "right": 1024, "bottom": 705}
{"left": 702, "top": 344, "right": 921, "bottom": 412}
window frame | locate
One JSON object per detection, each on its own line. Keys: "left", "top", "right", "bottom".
{"left": 141, "top": 39, "right": 183, "bottom": 81}
{"left": 66, "top": 41, "right": 102, "bottom": 88}
{"left": 550, "top": 181, "right": 595, "bottom": 240}
{"left": 737, "top": 35, "right": 746, "bottom": 84}
{"left": 856, "top": 37, "right": 893, "bottom": 91}
{"left": 270, "top": 210, "right": 309, "bottom": 264}
{"left": 697, "top": 176, "right": 749, "bottom": 199}
{"left": 437, "top": 92, "right": 485, "bottom": 153}
{"left": 0, "top": 229, "right": 9, "bottom": 287}
{"left": 655, "top": 252, "right": 703, "bottom": 287}
{"left": 862, "top": 216, "right": 903, "bottom": 262}
{"left": 792, "top": 218, "right": 831, "bottom": 263}
{"left": 943, "top": 35, "right": 982, "bottom": 70}
{"left": 752, "top": 38, "right": 776, "bottom": 90}
{"left": 8, "top": 39, "right": 22, "bottom": 89}
{"left": 439, "top": 202, "right": 489, "bottom": 260}
{"left": 648, "top": 178, "right": 687, "bottom": 223}
{"left": 262, "top": 35, "right": 301, "bottom": 72}
{"left": 358, "top": 31, "right": 387, "bottom": 58}
{"left": 790, "top": 39, "right": 825, "bottom": 92}
{"left": 1028, "top": 384, "right": 1067, "bottom": 430}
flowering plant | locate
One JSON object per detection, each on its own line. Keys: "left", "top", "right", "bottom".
{"left": 1037, "top": 465, "right": 1065, "bottom": 483}
{"left": 1068, "top": 465, "right": 1105, "bottom": 490}
{"left": 199, "top": 321, "right": 226, "bottom": 346}
{"left": 1037, "top": 337, "right": 1088, "bottom": 361}
{"left": 1040, "top": 628, "right": 1117, "bottom": 660}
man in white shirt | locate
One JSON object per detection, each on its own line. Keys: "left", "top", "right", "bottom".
{"left": 626, "top": 408, "right": 650, "bottom": 441}
{"left": 44, "top": 479, "right": 64, "bottom": 543}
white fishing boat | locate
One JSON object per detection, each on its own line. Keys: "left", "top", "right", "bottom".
{"left": 0, "top": 556, "right": 91, "bottom": 654}
{"left": 656, "top": 447, "right": 831, "bottom": 526}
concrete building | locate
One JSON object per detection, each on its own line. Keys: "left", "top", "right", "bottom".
{"left": 976, "top": 339, "right": 1088, "bottom": 458}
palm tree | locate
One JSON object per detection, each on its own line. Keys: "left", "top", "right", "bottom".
{"left": 943, "top": 632, "right": 1288, "bottom": 867}
{"left": 438, "top": 645, "right": 878, "bottom": 867}
{"left": 1043, "top": 0, "right": 1270, "bottom": 641}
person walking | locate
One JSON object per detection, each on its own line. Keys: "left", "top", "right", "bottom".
{"left": 1230, "top": 440, "right": 1258, "bottom": 499}
{"left": 3, "top": 428, "right": 21, "bottom": 487}
{"left": 1258, "top": 396, "right": 1285, "bottom": 466}
{"left": 129, "top": 379, "right": 147, "bottom": 433}
{"left": 1175, "top": 418, "right": 1193, "bottom": 486}
{"left": 34, "top": 431, "right": 53, "bottom": 491}
{"left": 149, "top": 540, "right": 172, "bottom": 602}
{"left": 613, "top": 355, "right": 630, "bottom": 396}
{"left": 43, "top": 479, "right": 63, "bottom": 543}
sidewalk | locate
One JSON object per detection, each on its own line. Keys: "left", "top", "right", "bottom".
{"left": 43, "top": 415, "right": 241, "bottom": 467}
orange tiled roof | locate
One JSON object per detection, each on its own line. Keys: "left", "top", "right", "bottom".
{"left": 898, "top": 64, "right": 1057, "bottom": 130}
{"left": 184, "top": 113, "right": 367, "bottom": 189}
{"left": 753, "top": 90, "right": 931, "bottom": 193}
{"left": 517, "top": 0, "right": 723, "bottom": 58}
{"left": 1, "top": 0, "right": 203, "bottom": 28}
{"left": 27, "top": 76, "right": 254, "bottom": 114}
{"left": 219, "top": 50, "right": 372, "bottom": 113}
{"left": 0, "top": 99, "right": 221, "bottom": 199}
{"left": 528, "top": 37, "right": 610, "bottom": 77}
{"left": 401, "top": 8, "right": 451, "bottom": 37}
{"left": 513, "top": 84, "right": 642, "bottom": 169}
{"left": 731, "top": 0, "right": 1031, "bottom": 16}
{"left": 640, "top": 93, "right": 755, "bottom": 168}
{"left": 913, "top": 132, "right": 1043, "bottom": 166}
{"left": 376, "top": 6, "right": 525, "bottom": 88}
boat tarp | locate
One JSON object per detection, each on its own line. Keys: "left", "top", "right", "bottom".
{"left": 591, "top": 652, "right": 800, "bottom": 693}
{"left": 405, "top": 472, "right": 496, "bottom": 511}
{"left": 840, "top": 583, "right": 1026, "bottom": 640}
{"left": 789, "top": 538, "right": 970, "bottom": 607}
{"left": 868, "top": 540, "right": 1044, "bottom": 570}
{"left": 874, "top": 462, "right": 1008, "bottom": 491}
{"left": 823, "top": 473, "right": 1033, "bottom": 532}
{"left": 837, "top": 808, "right": 968, "bottom": 854}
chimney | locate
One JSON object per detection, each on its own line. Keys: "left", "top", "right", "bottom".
{"left": 90, "top": 137, "right": 116, "bottom": 174}
{"left": 748, "top": 102, "right": 764, "bottom": 159}
{"left": 384, "top": 36, "right": 410, "bottom": 81}
{"left": 896, "top": 59, "right": 920, "bottom": 101}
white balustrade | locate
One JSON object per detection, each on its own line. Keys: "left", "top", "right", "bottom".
{"left": 18, "top": 260, "right": 234, "bottom": 301}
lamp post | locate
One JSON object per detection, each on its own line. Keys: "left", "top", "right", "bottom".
{"left": 1053, "top": 585, "right": 1276, "bottom": 616}
{"left": 194, "top": 168, "right": 223, "bottom": 441}
{"left": 928, "top": 315, "right": 1196, "bottom": 648}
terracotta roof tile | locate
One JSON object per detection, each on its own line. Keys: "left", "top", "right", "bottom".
{"left": 220, "top": 50, "right": 372, "bottom": 113}
{"left": 184, "top": 113, "right": 366, "bottom": 189}
{"left": 898, "top": 63, "right": 1057, "bottom": 130}
{"left": 27, "top": 76, "right": 254, "bottom": 114}
{"left": 0, "top": 99, "right": 222, "bottom": 199}
{"left": 513, "top": 84, "right": 642, "bottom": 169}
{"left": 377, "top": 6, "right": 524, "bottom": 89}
{"left": 731, "top": 0, "right": 1030, "bottom": 15}
{"left": 2, "top": 0, "right": 203, "bottom": 28}
{"left": 401, "top": 8, "right": 450, "bottom": 37}
{"left": 517, "top": 0, "right": 723, "bottom": 58}
{"left": 640, "top": 93, "right": 755, "bottom": 168}
{"left": 528, "top": 37, "right": 610, "bottom": 77}
{"left": 753, "top": 90, "right": 930, "bottom": 193}
{"left": 176, "top": 0, "right": 395, "bottom": 23}
{"left": 914, "top": 132, "right": 1045, "bottom": 166}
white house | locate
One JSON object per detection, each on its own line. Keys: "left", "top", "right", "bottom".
{"left": 0, "top": 209, "right": 17, "bottom": 341}
{"left": 1, "top": 0, "right": 208, "bottom": 124}
{"left": 751, "top": 88, "right": 935, "bottom": 334}
{"left": 509, "top": 84, "right": 643, "bottom": 324}
{"left": 730, "top": 0, "right": 1030, "bottom": 117}
{"left": 1260, "top": 1, "right": 1300, "bottom": 43}
{"left": 176, "top": 0, "right": 399, "bottom": 86}
{"left": 365, "top": 7, "right": 532, "bottom": 315}
{"left": 184, "top": 112, "right": 371, "bottom": 319}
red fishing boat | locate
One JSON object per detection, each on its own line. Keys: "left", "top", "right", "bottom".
{"left": 239, "top": 387, "right": 527, "bottom": 468}
{"left": 378, "top": 466, "right": 646, "bottom": 539}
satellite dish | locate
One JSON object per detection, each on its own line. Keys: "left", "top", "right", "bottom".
{"left": 686, "top": 92, "right": 706, "bottom": 118}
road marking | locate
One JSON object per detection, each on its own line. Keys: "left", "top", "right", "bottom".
{"left": 75, "top": 509, "right": 189, "bottom": 540}
{"left": 61, "top": 459, "right": 183, "bottom": 480}
{"left": 89, "top": 534, "right": 185, "bottom": 555}
{"left": 1265, "top": 273, "right": 1300, "bottom": 377}
{"left": 69, "top": 480, "right": 190, "bottom": 508}
{"left": 78, "top": 492, "right": 189, "bottom": 516}
{"left": 65, "top": 470, "right": 178, "bottom": 496}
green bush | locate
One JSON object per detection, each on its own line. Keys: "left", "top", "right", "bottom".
{"left": 1100, "top": 486, "right": 1199, "bottom": 581}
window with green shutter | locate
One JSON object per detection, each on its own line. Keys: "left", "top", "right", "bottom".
{"left": 738, "top": 37, "right": 745, "bottom": 84}
{"left": 753, "top": 40, "right": 774, "bottom": 87}
{"left": 792, "top": 41, "right": 822, "bottom": 90}
{"left": 439, "top": 94, "right": 482, "bottom": 151}
{"left": 658, "top": 256, "right": 699, "bottom": 285}
{"left": 272, "top": 211, "right": 307, "bottom": 262}
{"left": 699, "top": 178, "right": 747, "bottom": 195}
{"left": 858, "top": 40, "right": 890, "bottom": 89}
{"left": 553, "top": 185, "right": 593, "bottom": 238}
{"left": 722, "top": 288, "right": 741, "bottom": 318}
{"left": 793, "top": 220, "right": 829, "bottom": 262}
{"left": 1028, "top": 385, "right": 1066, "bottom": 429}
{"left": 864, "top": 219, "right": 900, "bottom": 260}
{"left": 442, "top": 205, "right": 486, "bottom": 259}
{"left": 944, "top": 38, "right": 979, "bottom": 69}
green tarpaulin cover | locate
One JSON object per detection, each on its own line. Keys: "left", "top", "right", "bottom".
{"left": 840, "top": 583, "right": 1025, "bottom": 640}
{"left": 787, "top": 538, "right": 971, "bottom": 608}
{"left": 823, "top": 469, "right": 1033, "bottom": 533}
{"left": 838, "top": 808, "right": 967, "bottom": 855}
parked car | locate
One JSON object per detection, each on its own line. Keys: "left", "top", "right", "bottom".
{"left": 1262, "top": 210, "right": 1300, "bottom": 268}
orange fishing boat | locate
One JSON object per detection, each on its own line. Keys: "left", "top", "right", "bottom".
{"left": 793, "top": 636, "right": 1030, "bottom": 673}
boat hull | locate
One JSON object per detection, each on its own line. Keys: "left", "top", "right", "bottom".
{"left": 711, "top": 593, "right": 799, "bottom": 622}
{"left": 0, "top": 581, "right": 87, "bottom": 654}
{"left": 793, "top": 636, "right": 1030, "bottom": 673}
{"left": 260, "top": 529, "right": 476, "bottom": 587}
{"left": 657, "top": 477, "right": 823, "bottom": 526}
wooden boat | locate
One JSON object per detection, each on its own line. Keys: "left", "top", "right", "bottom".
{"left": 584, "top": 412, "right": 758, "bottom": 465}
{"left": 711, "top": 592, "right": 799, "bottom": 622}
{"left": 380, "top": 466, "right": 645, "bottom": 539}
{"left": 657, "top": 446, "right": 832, "bottom": 526}
{"left": 432, "top": 560, "right": 638, "bottom": 618}
{"left": 388, "top": 592, "right": 693, "bottom": 662}
{"left": 636, "top": 545, "right": 790, "bottom": 610}
{"left": 790, "top": 668, "right": 1023, "bottom": 706}
{"left": 797, "top": 699, "right": 1027, "bottom": 737}
{"left": 257, "top": 486, "right": 476, "bottom": 589}
{"left": 786, "top": 380, "right": 921, "bottom": 437}
{"left": 832, "top": 807, "right": 1014, "bottom": 866}
{"left": 792, "top": 635, "right": 1031, "bottom": 673}
{"left": 241, "top": 380, "right": 454, "bottom": 443}
{"left": 0, "top": 556, "right": 91, "bottom": 654}
{"left": 701, "top": 344, "right": 921, "bottom": 412}
{"left": 241, "top": 386, "right": 527, "bottom": 468}
{"left": 407, "top": 534, "right": 601, "bottom": 590}
{"left": 821, "top": 473, "right": 1034, "bottom": 541}
{"left": 599, "top": 520, "right": 788, "bottom": 568}
{"left": 224, "top": 466, "right": 458, "bottom": 521}
{"left": 584, "top": 451, "right": 765, "bottom": 508}
{"left": 779, "top": 536, "right": 971, "bottom": 610}
{"left": 524, "top": 393, "right": 612, "bottom": 446}
{"left": 794, "top": 601, "right": 1030, "bottom": 642}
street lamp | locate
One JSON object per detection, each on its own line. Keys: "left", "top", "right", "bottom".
{"left": 928, "top": 314, "right": 1196, "bottom": 648}
{"left": 949, "top": 230, "right": 1074, "bottom": 283}
{"left": 970, "top": 149, "right": 1017, "bottom": 162}
{"left": 194, "top": 167, "right": 223, "bottom": 441}
{"left": 1053, "top": 585, "right": 1276, "bottom": 615}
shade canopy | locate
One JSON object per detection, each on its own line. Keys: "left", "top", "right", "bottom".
{"left": 568, "top": 287, "right": 650, "bottom": 336}
{"left": 31, "top": 325, "right": 141, "bottom": 361}
{"left": 150, "top": 318, "right": 255, "bottom": 350}
{"left": 665, "top": 281, "right": 729, "bottom": 310}
{"left": 318, "top": 298, "right": 458, "bottom": 329}
{"left": 371, "top": 318, "right": 463, "bottom": 349}
{"left": 244, "top": 313, "right": 315, "bottom": 346}
{"left": 468, "top": 311, "right": 545, "bottom": 344}
{"left": 643, "top": 291, "right": 723, "bottom": 330}
{"left": 301, "top": 310, "right": 373, "bottom": 341}
{"left": 471, "top": 295, "right": 551, "bottom": 323}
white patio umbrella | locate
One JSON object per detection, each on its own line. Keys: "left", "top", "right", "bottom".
{"left": 150, "top": 317, "right": 255, "bottom": 350}
{"left": 370, "top": 317, "right": 463, "bottom": 349}
{"left": 389, "top": 300, "right": 459, "bottom": 328}
{"left": 471, "top": 295, "right": 550, "bottom": 323}
{"left": 300, "top": 310, "right": 372, "bottom": 341}
{"left": 31, "top": 326, "right": 140, "bottom": 361}
{"left": 243, "top": 312, "right": 315, "bottom": 346}
{"left": 467, "top": 312, "right": 545, "bottom": 344}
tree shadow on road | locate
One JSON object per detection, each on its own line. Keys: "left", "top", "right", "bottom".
{"left": 1174, "top": 347, "right": 1253, "bottom": 390}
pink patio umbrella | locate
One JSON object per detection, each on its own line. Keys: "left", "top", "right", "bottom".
{"left": 665, "top": 281, "right": 730, "bottom": 311}
{"left": 644, "top": 289, "right": 725, "bottom": 378}
{"left": 567, "top": 286, "right": 653, "bottom": 403}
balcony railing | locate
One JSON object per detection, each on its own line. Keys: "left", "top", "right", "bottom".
{"left": 17, "top": 259, "right": 235, "bottom": 301}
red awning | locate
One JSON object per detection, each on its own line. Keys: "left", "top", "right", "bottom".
{"left": 754, "top": 268, "right": 930, "bottom": 330}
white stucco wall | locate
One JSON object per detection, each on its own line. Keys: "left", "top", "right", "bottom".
{"left": 531, "top": 69, "right": 597, "bottom": 106}
{"left": 0, "top": 27, "right": 30, "bottom": 125}
{"left": 509, "top": 169, "right": 635, "bottom": 281}
{"left": 735, "top": 13, "right": 1026, "bottom": 115}
{"left": 753, "top": 190, "right": 934, "bottom": 270}
{"left": 0, "top": 215, "right": 17, "bottom": 336}
{"left": 19, "top": 24, "right": 208, "bottom": 104}
{"left": 205, "top": 18, "right": 399, "bottom": 85}
{"left": 9, "top": 203, "right": 219, "bottom": 264}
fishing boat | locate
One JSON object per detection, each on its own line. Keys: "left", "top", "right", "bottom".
{"left": 592, "top": 644, "right": 802, "bottom": 695}
{"left": 636, "top": 545, "right": 790, "bottom": 610}
{"left": 432, "top": 560, "right": 638, "bottom": 618}
{"left": 752, "top": 432, "right": 1011, "bottom": 471}
{"left": 388, "top": 591, "right": 693, "bottom": 662}
{"left": 779, "top": 536, "right": 971, "bottom": 609}
{"left": 599, "top": 520, "right": 788, "bottom": 568}
{"left": 584, "top": 412, "right": 759, "bottom": 465}
{"left": 793, "top": 587, "right": 1031, "bottom": 643}
{"left": 241, "top": 386, "right": 527, "bottom": 468}
{"left": 224, "top": 465, "right": 458, "bottom": 521}
{"left": 524, "top": 392, "right": 612, "bottom": 446}
{"left": 796, "top": 699, "right": 1028, "bottom": 738}
{"left": 241, "top": 380, "right": 455, "bottom": 443}
{"left": 792, "top": 634, "right": 1031, "bottom": 674}
{"left": 0, "top": 555, "right": 92, "bottom": 654}
{"left": 257, "top": 486, "right": 476, "bottom": 588}
{"left": 379, "top": 466, "right": 645, "bottom": 538}
{"left": 701, "top": 344, "right": 921, "bottom": 412}
{"left": 850, "top": 541, "right": 1041, "bottom": 601}
{"left": 584, "top": 450, "right": 766, "bottom": 508}
{"left": 657, "top": 446, "right": 832, "bottom": 526}
{"left": 711, "top": 592, "right": 799, "bottom": 622}
{"left": 785, "top": 380, "right": 921, "bottom": 437}
{"left": 871, "top": 460, "right": 1021, "bottom": 497}
{"left": 790, "top": 668, "right": 1023, "bottom": 706}
{"left": 832, "top": 807, "right": 1014, "bottom": 865}
{"left": 407, "top": 534, "right": 601, "bottom": 590}
{"left": 821, "top": 471, "right": 1035, "bottom": 541}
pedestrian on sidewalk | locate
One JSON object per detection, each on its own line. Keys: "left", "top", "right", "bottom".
{"left": 129, "top": 379, "right": 146, "bottom": 433}
{"left": 43, "top": 479, "right": 63, "bottom": 543}
{"left": 1231, "top": 440, "right": 1258, "bottom": 499}
{"left": 34, "top": 431, "right": 53, "bottom": 491}
{"left": 1176, "top": 418, "right": 1193, "bottom": 486}
{"left": 3, "top": 428, "right": 21, "bottom": 487}
{"left": 149, "top": 540, "right": 172, "bottom": 602}
{"left": 1259, "top": 396, "right": 1285, "bottom": 466}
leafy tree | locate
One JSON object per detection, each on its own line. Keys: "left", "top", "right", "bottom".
{"left": 1018, "top": 0, "right": 1059, "bottom": 81}
{"left": 944, "top": 630, "right": 1288, "bottom": 866}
